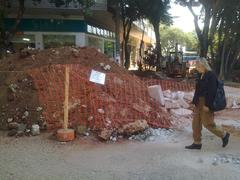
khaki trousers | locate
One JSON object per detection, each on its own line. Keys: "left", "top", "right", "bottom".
{"left": 192, "top": 97, "right": 225, "bottom": 144}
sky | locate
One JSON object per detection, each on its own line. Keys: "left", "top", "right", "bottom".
{"left": 169, "top": 2, "right": 201, "bottom": 33}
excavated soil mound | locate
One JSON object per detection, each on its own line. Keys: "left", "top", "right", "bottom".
{"left": 0, "top": 47, "right": 171, "bottom": 139}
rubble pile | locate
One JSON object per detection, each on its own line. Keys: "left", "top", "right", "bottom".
{"left": 161, "top": 89, "right": 194, "bottom": 129}
{"left": 0, "top": 47, "right": 173, "bottom": 140}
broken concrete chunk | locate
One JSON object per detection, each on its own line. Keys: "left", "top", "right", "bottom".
{"left": 164, "top": 101, "right": 181, "bottom": 109}
{"left": 132, "top": 103, "right": 151, "bottom": 116}
{"left": 163, "top": 90, "right": 172, "bottom": 98}
{"left": 177, "top": 99, "right": 190, "bottom": 109}
{"left": 118, "top": 120, "right": 149, "bottom": 136}
{"left": 24, "top": 111, "right": 29, "bottom": 117}
{"left": 88, "top": 116, "right": 94, "bottom": 121}
{"left": 81, "top": 105, "right": 87, "bottom": 108}
{"left": 36, "top": 107, "right": 43, "bottom": 112}
{"left": 9, "top": 84, "right": 18, "bottom": 93}
{"left": 99, "top": 63, "right": 105, "bottom": 67}
{"left": 104, "top": 64, "right": 111, "bottom": 71}
{"left": 7, "top": 118, "right": 13, "bottom": 123}
{"left": 232, "top": 99, "right": 240, "bottom": 109}
{"left": 110, "top": 136, "right": 117, "bottom": 142}
{"left": 17, "top": 123, "right": 27, "bottom": 133}
{"left": 176, "top": 91, "right": 185, "bottom": 100}
{"left": 148, "top": 85, "right": 165, "bottom": 106}
{"left": 69, "top": 100, "right": 81, "bottom": 110}
{"left": 8, "top": 122, "right": 19, "bottom": 130}
{"left": 184, "top": 92, "right": 194, "bottom": 102}
{"left": 31, "top": 124, "right": 40, "bottom": 136}
{"left": 97, "top": 109, "right": 105, "bottom": 114}
{"left": 170, "top": 108, "right": 193, "bottom": 117}
{"left": 98, "top": 128, "right": 113, "bottom": 140}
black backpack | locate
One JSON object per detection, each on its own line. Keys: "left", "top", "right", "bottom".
{"left": 212, "top": 80, "right": 226, "bottom": 111}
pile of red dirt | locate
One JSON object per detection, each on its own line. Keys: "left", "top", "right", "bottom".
{"left": 0, "top": 47, "right": 172, "bottom": 139}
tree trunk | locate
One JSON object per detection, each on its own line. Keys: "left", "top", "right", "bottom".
{"left": 139, "top": 19, "right": 145, "bottom": 59}
{"left": 219, "top": 38, "right": 226, "bottom": 80}
{"left": 113, "top": 2, "right": 121, "bottom": 65}
{"left": 153, "top": 22, "right": 161, "bottom": 70}
{"left": 224, "top": 48, "right": 231, "bottom": 78}
{"left": 188, "top": 4, "right": 210, "bottom": 58}
{"left": 1, "top": 0, "right": 25, "bottom": 55}
{"left": 124, "top": 20, "right": 132, "bottom": 69}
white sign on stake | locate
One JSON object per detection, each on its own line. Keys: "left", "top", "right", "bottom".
{"left": 89, "top": 70, "right": 106, "bottom": 85}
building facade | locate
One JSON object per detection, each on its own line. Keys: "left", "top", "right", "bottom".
{"left": 5, "top": 0, "right": 155, "bottom": 67}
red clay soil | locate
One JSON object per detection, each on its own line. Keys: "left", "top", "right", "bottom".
{"left": 0, "top": 47, "right": 172, "bottom": 135}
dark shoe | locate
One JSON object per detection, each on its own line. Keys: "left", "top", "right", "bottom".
{"left": 222, "top": 132, "right": 230, "bottom": 148}
{"left": 185, "top": 143, "right": 202, "bottom": 150}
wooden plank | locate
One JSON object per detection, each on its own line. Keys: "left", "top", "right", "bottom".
{"left": 64, "top": 65, "right": 70, "bottom": 130}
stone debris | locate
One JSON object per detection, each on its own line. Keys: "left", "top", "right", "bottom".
{"left": 8, "top": 122, "right": 19, "bottom": 130}
{"left": 88, "top": 116, "right": 94, "bottom": 121}
{"left": 170, "top": 108, "right": 193, "bottom": 117}
{"left": 99, "top": 62, "right": 105, "bottom": 67}
{"left": 148, "top": 85, "right": 165, "bottom": 106}
{"left": 212, "top": 154, "right": 240, "bottom": 166}
{"left": 177, "top": 99, "right": 190, "bottom": 109}
{"left": 164, "top": 100, "right": 181, "bottom": 109}
{"left": 22, "top": 111, "right": 30, "bottom": 119}
{"left": 97, "top": 109, "right": 105, "bottom": 114}
{"left": 36, "top": 107, "right": 43, "bottom": 112}
{"left": 17, "top": 123, "right": 27, "bottom": 133}
{"left": 104, "top": 64, "right": 111, "bottom": 71}
{"left": 9, "top": 84, "right": 18, "bottom": 93}
{"left": 232, "top": 99, "right": 240, "bottom": 109}
{"left": 98, "top": 128, "right": 113, "bottom": 141}
{"left": 7, "top": 118, "right": 13, "bottom": 123}
{"left": 170, "top": 116, "right": 192, "bottom": 130}
{"left": 226, "top": 96, "right": 240, "bottom": 109}
{"left": 118, "top": 120, "right": 149, "bottom": 136}
{"left": 31, "top": 124, "right": 40, "bottom": 136}
{"left": 129, "top": 128, "right": 174, "bottom": 142}
{"left": 68, "top": 100, "right": 81, "bottom": 110}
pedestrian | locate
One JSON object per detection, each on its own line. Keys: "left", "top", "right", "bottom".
{"left": 185, "top": 58, "right": 230, "bottom": 150}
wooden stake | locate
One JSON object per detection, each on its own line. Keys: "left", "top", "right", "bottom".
{"left": 64, "top": 65, "right": 70, "bottom": 130}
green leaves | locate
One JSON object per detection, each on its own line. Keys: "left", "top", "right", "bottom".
{"left": 160, "top": 25, "right": 198, "bottom": 54}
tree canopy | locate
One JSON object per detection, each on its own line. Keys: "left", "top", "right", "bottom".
{"left": 160, "top": 25, "right": 198, "bottom": 55}
{"left": 176, "top": 0, "right": 240, "bottom": 79}
{"left": 136, "top": 0, "right": 172, "bottom": 68}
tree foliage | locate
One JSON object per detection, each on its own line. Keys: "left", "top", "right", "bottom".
{"left": 160, "top": 25, "right": 198, "bottom": 55}
{"left": 176, "top": 0, "right": 240, "bottom": 80}
{"left": 108, "top": 0, "right": 143, "bottom": 69}
{"left": 136, "top": 0, "right": 172, "bottom": 68}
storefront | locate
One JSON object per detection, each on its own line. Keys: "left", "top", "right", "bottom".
{"left": 86, "top": 24, "right": 115, "bottom": 58}
{"left": 6, "top": 18, "right": 116, "bottom": 58}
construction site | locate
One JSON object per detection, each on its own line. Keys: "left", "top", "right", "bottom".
{"left": 0, "top": 46, "right": 240, "bottom": 180}
{"left": 1, "top": 0, "right": 240, "bottom": 179}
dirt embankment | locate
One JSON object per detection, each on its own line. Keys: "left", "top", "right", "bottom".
{"left": 0, "top": 47, "right": 171, "bottom": 140}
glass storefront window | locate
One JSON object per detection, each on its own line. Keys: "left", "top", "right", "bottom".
{"left": 88, "top": 36, "right": 104, "bottom": 53}
{"left": 11, "top": 34, "right": 35, "bottom": 51}
{"left": 104, "top": 40, "right": 115, "bottom": 58}
{"left": 43, "top": 34, "right": 75, "bottom": 49}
